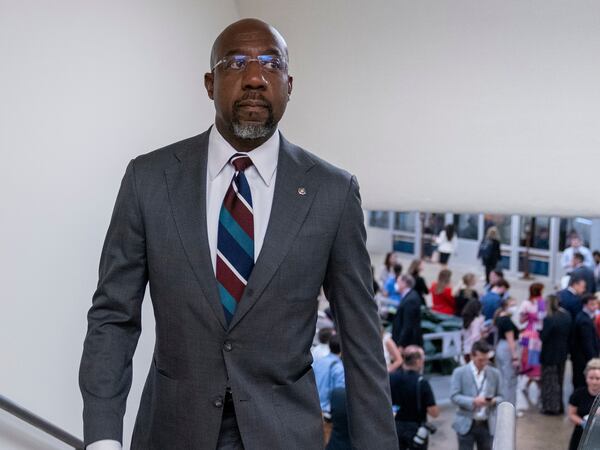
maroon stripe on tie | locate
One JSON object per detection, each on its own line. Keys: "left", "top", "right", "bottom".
{"left": 216, "top": 255, "right": 246, "bottom": 302}
{"left": 222, "top": 188, "right": 254, "bottom": 239}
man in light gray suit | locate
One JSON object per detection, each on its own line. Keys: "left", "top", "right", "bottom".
{"left": 79, "top": 18, "right": 398, "bottom": 450}
{"left": 450, "top": 340, "right": 503, "bottom": 450}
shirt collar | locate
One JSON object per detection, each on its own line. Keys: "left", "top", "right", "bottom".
{"left": 469, "top": 361, "right": 485, "bottom": 377}
{"left": 207, "top": 125, "right": 279, "bottom": 186}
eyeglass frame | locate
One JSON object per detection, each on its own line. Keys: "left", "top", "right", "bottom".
{"left": 211, "top": 54, "right": 288, "bottom": 73}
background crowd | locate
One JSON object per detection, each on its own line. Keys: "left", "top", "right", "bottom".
{"left": 311, "top": 233, "right": 600, "bottom": 450}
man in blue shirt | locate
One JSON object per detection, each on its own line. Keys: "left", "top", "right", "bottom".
{"left": 481, "top": 279, "right": 510, "bottom": 320}
{"left": 313, "top": 334, "right": 345, "bottom": 417}
{"left": 384, "top": 264, "right": 404, "bottom": 305}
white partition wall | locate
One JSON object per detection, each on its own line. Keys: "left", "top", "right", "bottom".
{"left": 238, "top": 0, "right": 600, "bottom": 216}
{"left": 0, "top": 1, "right": 239, "bottom": 448}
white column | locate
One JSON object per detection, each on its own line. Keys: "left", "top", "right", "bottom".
{"left": 549, "top": 216, "right": 561, "bottom": 288}
{"left": 510, "top": 215, "right": 520, "bottom": 275}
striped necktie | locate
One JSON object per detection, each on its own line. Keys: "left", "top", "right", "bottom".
{"left": 216, "top": 153, "right": 254, "bottom": 325}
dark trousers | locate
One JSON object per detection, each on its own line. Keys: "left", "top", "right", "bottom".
{"left": 216, "top": 392, "right": 245, "bottom": 450}
{"left": 457, "top": 421, "right": 491, "bottom": 450}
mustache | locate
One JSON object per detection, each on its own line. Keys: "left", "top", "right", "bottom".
{"left": 234, "top": 93, "right": 272, "bottom": 109}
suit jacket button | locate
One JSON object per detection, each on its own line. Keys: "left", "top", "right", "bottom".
{"left": 213, "top": 397, "right": 224, "bottom": 408}
{"left": 223, "top": 341, "right": 233, "bottom": 352}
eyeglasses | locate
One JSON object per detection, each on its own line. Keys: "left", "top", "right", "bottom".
{"left": 211, "top": 54, "right": 287, "bottom": 73}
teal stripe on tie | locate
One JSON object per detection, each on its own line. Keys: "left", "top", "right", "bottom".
{"left": 219, "top": 207, "right": 254, "bottom": 258}
{"left": 218, "top": 283, "right": 238, "bottom": 315}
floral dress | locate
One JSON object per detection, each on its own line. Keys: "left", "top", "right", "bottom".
{"left": 519, "top": 297, "right": 546, "bottom": 379}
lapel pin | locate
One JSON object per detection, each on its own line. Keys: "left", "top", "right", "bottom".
{"left": 297, "top": 187, "right": 306, "bottom": 196}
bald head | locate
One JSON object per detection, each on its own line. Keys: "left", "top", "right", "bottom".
{"left": 210, "top": 18, "right": 289, "bottom": 69}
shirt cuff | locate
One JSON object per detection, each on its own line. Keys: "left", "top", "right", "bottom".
{"left": 86, "top": 440, "right": 122, "bottom": 450}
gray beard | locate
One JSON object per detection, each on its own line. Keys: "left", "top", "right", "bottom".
{"left": 232, "top": 122, "right": 274, "bottom": 140}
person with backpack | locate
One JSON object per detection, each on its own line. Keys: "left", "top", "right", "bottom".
{"left": 478, "top": 226, "right": 502, "bottom": 284}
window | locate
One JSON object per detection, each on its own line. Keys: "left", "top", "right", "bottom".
{"left": 453, "top": 214, "right": 479, "bottom": 240}
{"left": 393, "top": 212, "right": 416, "bottom": 232}
{"left": 483, "top": 214, "right": 511, "bottom": 245}
{"left": 519, "top": 216, "right": 550, "bottom": 250}
{"left": 368, "top": 211, "right": 390, "bottom": 229}
{"left": 559, "top": 217, "right": 592, "bottom": 251}
{"left": 421, "top": 213, "right": 446, "bottom": 236}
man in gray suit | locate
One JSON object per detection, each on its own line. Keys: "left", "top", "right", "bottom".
{"left": 79, "top": 18, "right": 398, "bottom": 450}
{"left": 450, "top": 340, "right": 503, "bottom": 450}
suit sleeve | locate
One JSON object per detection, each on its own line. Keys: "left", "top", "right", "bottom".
{"left": 323, "top": 175, "right": 398, "bottom": 449}
{"left": 79, "top": 159, "right": 148, "bottom": 446}
{"left": 450, "top": 369, "right": 474, "bottom": 410}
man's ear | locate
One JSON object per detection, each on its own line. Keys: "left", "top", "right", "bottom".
{"left": 204, "top": 72, "right": 214, "bottom": 100}
{"left": 287, "top": 75, "right": 293, "bottom": 98}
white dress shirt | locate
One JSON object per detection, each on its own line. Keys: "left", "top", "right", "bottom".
{"left": 87, "top": 126, "right": 279, "bottom": 450}
{"left": 469, "top": 361, "right": 488, "bottom": 420}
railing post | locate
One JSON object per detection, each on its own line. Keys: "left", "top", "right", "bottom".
{"left": 493, "top": 401, "right": 516, "bottom": 450}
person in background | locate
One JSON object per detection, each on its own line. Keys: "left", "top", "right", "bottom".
{"left": 483, "top": 268, "right": 505, "bottom": 295}
{"left": 571, "top": 293, "right": 600, "bottom": 389}
{"left": 381, "top": 325, "right": 403, "bottom": 373}
{"left": 461, "top": 297, "right": 486, "bottom": 363}
{"left": 435, "top": 223, "right": 458, "bottom": 267}
{"left": 570, "top": 252, "right": 596, "bottom": 294}
{"left": 313, "top": 335, "right": 345, "bottom": 442}
{"left": 540, "top": 294, "right": 572, "bottom": 415}
{"left": 568, "top": 358, "right": 600, "bottom": 450}
{"left": 451, "top": 340, "right": 502, "bottom": 450}
{"left": 390, "top": 346, "right": 439, "bottom": 450}
{"left": 326, "top": 387, "right": 351, "bottom": 450}
{"left": 518, "top": 283, "right": 545, "bottom": 390}
{"left": 593, "top": 250, "right": 600, "bottom": 286}
{"left": 312, "top": 327, "right": 334, "bottom": 361}
{"left": 392, "top": 275, "right": 424, "bottom": 349}
{"left": 431, "top": 269, "right": 455, "bottom": 315}
{"left": 479, "top": 226, "right": 502, "bottom": 284}
{"left": 455, "top": 273, "right": 479, "bottom": 317}
{"left": 379, "top": 252, "right": 397, "bottom": 288}
{"left": 384, "top": 263, "right": 404, "bottom": 303}
{"left": 561, "top": 234, "right": 594, "bottom": 271}
{"left": 408, "top": 258, "right": 429, "bottom": 306}
{"left": 481, "top": 279, "right": 510, "bottom": 321}
{"left": 558, "top": 273, "right": 587, "bottom": 321}
{"left": 493, "top": 297, "right": 520, "bottom": 407}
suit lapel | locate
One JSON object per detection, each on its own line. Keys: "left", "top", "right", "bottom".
{"left": 228, "top": 134, "right": 319, "bottom": 331}
{"left": 165, "top": 130, "right": 227, "bottom": 330}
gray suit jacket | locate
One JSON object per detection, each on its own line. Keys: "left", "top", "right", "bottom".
{"left": 79, "top": 129, "right": 398, "bottom": 449}
{"left": 450, "top": 364, "right": 503, "bottom": 436}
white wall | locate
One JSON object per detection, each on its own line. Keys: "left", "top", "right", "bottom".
{"left": 237, "top": 0, "right": 600, "bottom": 216}
{"left": 0, "top": 1, "right": 239, "bottom": 448}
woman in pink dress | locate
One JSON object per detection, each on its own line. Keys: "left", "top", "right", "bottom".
{"left": 519, "top": 283, "right": 546, "bottom": 382}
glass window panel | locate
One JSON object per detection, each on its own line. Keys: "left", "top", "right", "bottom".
{"left": 393, "top": 212, "right": 416, "bottom": 232}
{"left": 559, "top": 217, "right": 592, "bottom": 251}
{"left": 421, "top": 213, "right": 446, "bottom": 236}
{"left": 453, "top": 214, "right": 479, "bottom": 240}
{"left": 483, "top": 214, "right": 511, "bottom": 245}
{"left": 519, "top": 216, "right": 550, "bottom": 250}
{"left": 368, "top": 211, "right": 390, "bottom": 229}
